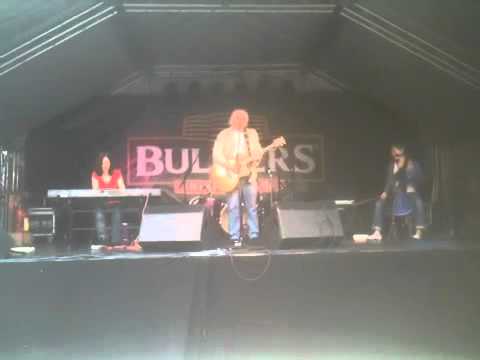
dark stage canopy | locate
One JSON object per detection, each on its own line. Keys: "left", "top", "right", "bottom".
{"left": 0, "top": 0, "right": 479, "bottom": 145}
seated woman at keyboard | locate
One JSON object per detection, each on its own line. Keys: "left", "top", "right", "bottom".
{"left": 91, "top": 152, "right": 125, "bottom": 244}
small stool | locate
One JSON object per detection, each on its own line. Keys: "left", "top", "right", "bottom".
{"left": 388, "top": 192, "right": 414, "bottom": 241}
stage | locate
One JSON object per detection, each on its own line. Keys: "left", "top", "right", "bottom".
{"left": 2, "top": 239, "right": 480, "bottom": 359}
{"left": 1, "top": 0, "right": 479, "bottom": 358}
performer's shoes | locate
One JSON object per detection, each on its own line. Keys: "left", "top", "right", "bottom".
{"left": 367, "top": 230, "right": 382, "bottom": 242}
{"left": 232, "top": 239, "right": 243, "bottom": 248}
{"left": 412, "top": 230, "right": 423, "bottom": 240}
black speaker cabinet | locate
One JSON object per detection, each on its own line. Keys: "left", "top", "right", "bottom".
{"left": 138, "top": 205, "right": 205, "bottom": 251}
{"left": 276, "top": 201, "right": 344, "bottom": 249}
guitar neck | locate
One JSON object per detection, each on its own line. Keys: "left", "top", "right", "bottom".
{"left": 244, "top": 143, "right": 278, "bottom": 168}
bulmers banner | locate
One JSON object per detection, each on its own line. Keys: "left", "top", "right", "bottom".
{"left": 127, "top": 134, "right": 324, "bottom": 195}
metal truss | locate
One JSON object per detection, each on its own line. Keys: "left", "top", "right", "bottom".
{"left": 1, "top": 0, "right": 478, "bottom": 91}
{"left": 340, "top": 3, "right": 480, "bottom": 89}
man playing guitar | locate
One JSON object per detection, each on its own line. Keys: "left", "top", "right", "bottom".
{"left": 211, "top": 109, "right": 285, "bottom": 247}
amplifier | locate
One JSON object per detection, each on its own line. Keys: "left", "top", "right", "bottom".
{"left": 27, "top": 208, "right": 55, "bottom": 237}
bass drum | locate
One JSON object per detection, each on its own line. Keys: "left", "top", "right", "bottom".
{"left": 218, "top": 195, "right": 265, "bottom": 235}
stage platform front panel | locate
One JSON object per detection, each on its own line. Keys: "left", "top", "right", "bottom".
{"left": 1, "top": 241, "right": 480, "bottom": 359}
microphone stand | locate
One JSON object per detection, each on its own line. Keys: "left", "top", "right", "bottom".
{"left": 279, "top": 146, "right": 296, "bottom": 201}
{"left": 180, "top": 151, "right": 199, "bottom": 204}
{"left": 237, "top": 133, "right": 245, "bottom": 245}
{"left": 266, "top": 165, "right": 274, "bottom": 211}
{"left": 290, "top": 147, "right": 296, "bottom": 201}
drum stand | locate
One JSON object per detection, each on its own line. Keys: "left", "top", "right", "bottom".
{"left": 266, "top": 166, "right": 275, "bottom": 210}
{"left": 238, "top": 187, "right": 246, "bottom": 246}
{"left": 275, "top": 158, "right": 296, "bottom": 202}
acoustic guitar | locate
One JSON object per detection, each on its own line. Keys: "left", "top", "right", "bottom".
{"left": 210, "top": 136, "right": 286, "bottom": 194}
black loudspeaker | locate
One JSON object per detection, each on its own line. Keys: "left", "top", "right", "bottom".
{"left": 275, "top": 201, "right": 344, "bottom": 249}
{"left": 0, "top": 227, "right": 13, "bottom": 258}
{"left": 138, "top": 205, "right": 205, "bottom": 251}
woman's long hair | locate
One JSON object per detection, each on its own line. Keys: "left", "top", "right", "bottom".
{"left": 94, "top": 152, "right": 112, "bottom": 176}
{"left": 392, "top": 144, "right": 410, "bottom": 192}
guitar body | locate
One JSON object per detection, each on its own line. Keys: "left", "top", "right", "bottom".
{"left": 210, "top": 163, "right": 240, "bottom": 194}
{"left": 210, "top": 136, "right": 286, "bottom": 195}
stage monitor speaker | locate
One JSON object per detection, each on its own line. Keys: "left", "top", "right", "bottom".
{"left": 276, "top": 201, "right": 344, "bottom": 249}
{"left": 138, "top": 205, "right": 205, "bottom": 251}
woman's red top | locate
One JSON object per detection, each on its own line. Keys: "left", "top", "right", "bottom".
{"left": 91, "top": 169, "right": 123, "bottom": 190}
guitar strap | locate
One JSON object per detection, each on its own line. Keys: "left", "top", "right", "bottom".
{"left": 240, "top": 129, "right": 253, "bottom": 184}
{"left": 244, "top": 129, "right": 252, "bottom": 157}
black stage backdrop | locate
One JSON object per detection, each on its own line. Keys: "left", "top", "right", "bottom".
{"left": 25, "top": 92, "right": 420, "bottom": 203}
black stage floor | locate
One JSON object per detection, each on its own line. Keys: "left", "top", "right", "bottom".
{"left": 2, "top": 239, "right": 480, "bottom": 359}
{"left": 3, "top": 238, "right": 479, "bottom": 263}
